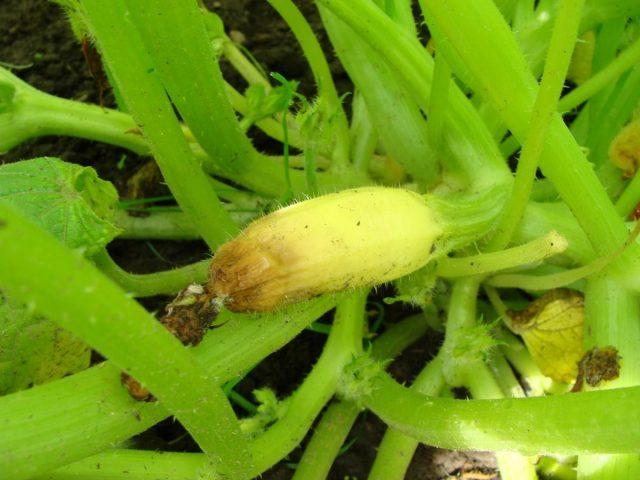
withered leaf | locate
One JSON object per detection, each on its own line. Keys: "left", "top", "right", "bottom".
{"left": 506, "top": 289, "right": 584, "bottom": 383}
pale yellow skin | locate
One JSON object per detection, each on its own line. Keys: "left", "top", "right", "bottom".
{"left": 209, "top": 187, "right": 443, "bottom": 312}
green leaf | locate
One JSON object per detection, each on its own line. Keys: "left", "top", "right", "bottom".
{"left": 239, "top": 388, "right": 289, "bottom": 438}
{"left": 240, "top": 82, "right": 299, "bottom": 131}
{"left": 337, "top": 350, "right": 390, "bottom": 408}
{"left": 385, "top": 265, "right": 437, "bottom": 308}
{"left": 0, "top": 294, "right": 90, "bottom": 395}
{"left": 0, "top": 157, "right": 120, "bottom": 254}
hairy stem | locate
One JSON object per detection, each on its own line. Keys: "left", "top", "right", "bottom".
{"left": 0, "top": 202, "right": 251, "bottom": 478}
{"left": 0, "top": 290, "right": 335, "bottom": 479}
{"left": 292, "top": 313, "right": 430, "bottom": 480}
{"left": 367, "top": 355, "right": 445, "bottom": 480}
{"left": 366, "top": 372, "right": 640, "bottom": 454}
{"left": 79, "top": 0, "right": 238, "bottom": 249}
{"left": 92, "top": 249, "right": 210, "bottom": 297}
{"left": 124, "top": 0, "right": 256, "bottom": 177}
{"left": 490, "top": 0, "right": 585, "bottom": 247}
{"left": 437, "top": 230, "right": 567, "bottom": 278}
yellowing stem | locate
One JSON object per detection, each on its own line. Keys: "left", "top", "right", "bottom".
{"left": 209, "top": 187, "right": 442, "bottom": 311}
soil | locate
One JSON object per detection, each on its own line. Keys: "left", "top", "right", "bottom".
{"left": 0, "top": 1, "right": 499, "bottom": 478}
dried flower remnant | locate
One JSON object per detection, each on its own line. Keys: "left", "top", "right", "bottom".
{"left": 571, "top": 346, "right": 621, "bottom": 392}
{"left": 121, "top": 284, "right": 219, "bottom": 401}
{"left": 506, "top": 289, "right": 584, "bottom": 383}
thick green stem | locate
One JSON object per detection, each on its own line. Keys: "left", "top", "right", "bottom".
{"left": 115, "top": 207, "right": 257, "bottom": 241}
{"left": 579, "top": 454, "right": 640, "bottom": 480}
{"left": 250, "top": 291, "right": 366, "bottom": 473}
{"left": 79, "top": 0, "right": 238, "bottom": 249}
{"left": 115, "top": 210, "right": 201, "bottom": 240}
{"left": 583, "top": 280, "right": 640, "bottom": 388}
{"left": 317, "top": 0, "right": 512, "bottom": 189}
{"left": 318, "top": 5, "right": 440, "bottom": 188}
{"left": 367, "top": 355, "right": 445, "bottom": 480}
{"left": 36, "top": 451, "right": 206, "bottom": 480}
{"left": 0, "top": 289, "right": 335, "bottom": 479}
{"left": 439, "top": 279, "right": 480, "bottom": 386}
{"left": 615, "top": 171, "right": 640, "bottom": 218}
{"left": 465, "top": 362, "right": 538, "bottom": 480}
{"left": 0, "top": 66, "right": 147, "bottom": 155}
{"left": 365, "top": 372, "right": 640, "bottom": 454}
{"left": 0, "top": 203, "right": 251, "bottom": 478}
{"left": 578, "top": 279, "right": 640, "bottom": 478}
{"left": 419, "top": 0, "right": 632, "bottom": 257}
{"left": 92, "top": 250, "right": 210, "bottom": 297}
{"left": 44, "top": 314, "right": 429, "bottom": 480}
{"left": 558, "top": 35, "right": 640, "bottom": 113}
{"left": 490, "top": 0, "right": 585, "bottom": 248}
{"left": 290, "top": 401, "right": 360, "bottom": 480}
{"left": 124, "top": 0, "right": 256, "bottom": 177}
{"left": 441, "top": 279, "right": 536, "bottom": 480}
{"left": 428, "top": 51, "right": 452, "bottom": 154}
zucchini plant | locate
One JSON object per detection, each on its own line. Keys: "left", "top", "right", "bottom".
{"left": 2, "top": 0, "right": 640, "bottom": 479}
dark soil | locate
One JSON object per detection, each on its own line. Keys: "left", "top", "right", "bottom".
{"left": 0, "top": 1, "right": 498, "bottom": 478}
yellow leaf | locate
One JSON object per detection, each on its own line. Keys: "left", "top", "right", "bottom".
{"left": 567, "top": 31, "right": 595, "bottom": 85}
{"left": 506, "top": 289, "right": 584, "bottom": 383}
{"left": 610, "top": 119, "right": 640, "bottom": 178}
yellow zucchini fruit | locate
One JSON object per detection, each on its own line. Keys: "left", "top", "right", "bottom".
{"left": 208, "top": 187, "right": 443, "bottom": 312}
